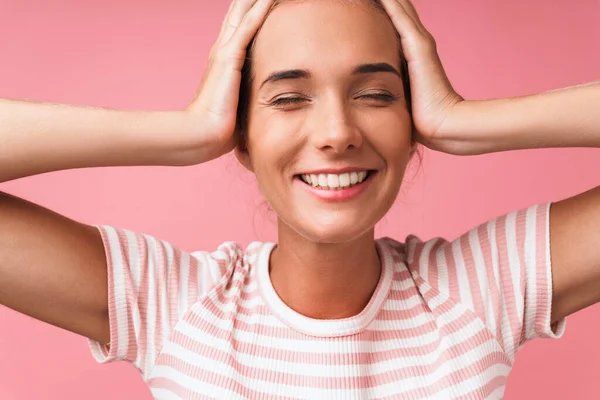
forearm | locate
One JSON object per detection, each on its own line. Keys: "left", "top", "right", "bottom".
{"left": 438, "top": 81, "right": 600, "bottom": 155}
{"left": 0, "top": 99, "right": 201, "bottom": 183}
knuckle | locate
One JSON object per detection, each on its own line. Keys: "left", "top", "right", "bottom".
{"left": 226, "top": 22, "right": 239, "bottom": 31}
{"left": 421, "top": 35, "right": 437, "bottom": 52}
{"left": 208, "top": 47, "right": 217, "bottom": 60}
{"left": 426, "top": 32, "right": 437, "bottom": 45}
{"left": 212, "top": 46, "right": 246, "bottom": 64}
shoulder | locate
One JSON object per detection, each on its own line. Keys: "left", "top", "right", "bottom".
{"left": 377, "top": 234, "right": 458, "bottom": 296}
{"left": 377, "top": 234, "right": 449, "bottom": 272}
{"left": 195, "top": 240, "right": 272, "bottom": 285}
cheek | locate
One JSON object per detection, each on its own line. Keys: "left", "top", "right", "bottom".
{"left": 246, "top": 110, "right": 305, "bottom": 178}
{"left": 361, "top": 107, "right": 413, "bottom": 162}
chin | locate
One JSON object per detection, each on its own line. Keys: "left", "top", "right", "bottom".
{"left": 272, "top": 179, "right": 401, "bottom": 244}
{"left": 284, "top": 212, "right": 378, "bottom": 244}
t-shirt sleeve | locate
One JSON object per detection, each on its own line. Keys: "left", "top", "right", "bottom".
{"left": 87, "top": 225, "right": 232, "bottom": 377}
{"left": 405, "top": 202, "right": 566, "bottom": 360}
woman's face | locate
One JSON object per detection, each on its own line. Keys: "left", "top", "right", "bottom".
{"left": 238, "top": 0, "right": 415, "bottom": 243}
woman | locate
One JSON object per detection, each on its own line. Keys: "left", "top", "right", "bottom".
{"left": 1, "top": 0, "right": 599, "bottom": 398}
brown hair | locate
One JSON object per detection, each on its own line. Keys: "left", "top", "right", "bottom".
{"left": 236, "top": 0, "right": 413, "bottom": 145}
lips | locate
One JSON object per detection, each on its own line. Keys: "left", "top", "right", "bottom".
{"left": 295, "top": 170, "right": 375, "bottom": 202}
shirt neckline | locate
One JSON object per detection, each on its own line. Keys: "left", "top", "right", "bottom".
{"left": 256, "top": 239, "right": 394, "bottom": 337}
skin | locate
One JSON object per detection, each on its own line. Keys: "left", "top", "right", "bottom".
{"left": 236, "top": 0, "right": 417, "bottom": 319}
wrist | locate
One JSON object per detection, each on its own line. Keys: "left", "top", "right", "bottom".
{"left": 425, "top": 99, "right": 477, "bottom": 155}
{"left": 176, "top": 109, "right": 238, "bottom": 165}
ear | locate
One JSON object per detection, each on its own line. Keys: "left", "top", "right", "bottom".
{"left": 234, "top": 131, "right": 254, "bottom": 172}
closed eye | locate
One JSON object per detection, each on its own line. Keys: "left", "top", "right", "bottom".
{"left": 270, "top": 96, "right": 307, "bottom": 107}
{"left": 357, "top": 93, "right": 398, "bottom": 103}
{"left": 270, "top": 93, "right": 398, "bottom": 107}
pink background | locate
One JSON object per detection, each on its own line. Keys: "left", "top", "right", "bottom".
{"left": 0, "top": 0, "right": 599, "bottom": 398}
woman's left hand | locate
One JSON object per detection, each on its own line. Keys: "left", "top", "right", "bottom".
{"left": 383, "top": 0, "right": 600, "bottom": 155}
{"left": 381, "top": 0, "right": 464, "bottom": 152}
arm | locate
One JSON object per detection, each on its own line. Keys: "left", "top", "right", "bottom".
{"left": 0, "top": 0, "right": 279, "bottom": 184}
{"left": 439, "top": 84, "right": 600, "bottom": 323}
{"left": 0, "top": 192, "right": 110, "bottom": 343}
{"left": 0, "top": 100, "right": 202, "bottom": 183}
{"left": 0, "top": 97, "right": 208, "bottom": 346}
{"left": 0, "top": 101, "right": 198, "bottom": 344}
{"left": 382, "top": 0, "right": 600, "bottom": 323}
{"left": 437, "top": 81, "right": 600, "bottom": 155}
{"left": 0, "top": 0, "right": 273, "bottom": 344}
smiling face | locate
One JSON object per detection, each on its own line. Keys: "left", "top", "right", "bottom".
{"left": 236, "top": 0, "right": 417, "bottom": 243}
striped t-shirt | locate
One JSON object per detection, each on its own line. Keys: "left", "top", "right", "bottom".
{"left": 89, "top": 202, "right": 566, "bottom": 399}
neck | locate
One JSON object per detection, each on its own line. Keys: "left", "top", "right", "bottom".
{"left": 269, "top": 220, "right": 382, "bottom": 320}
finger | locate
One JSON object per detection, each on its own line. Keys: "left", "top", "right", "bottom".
{"left": 396, "top": 0, "right": 428, "bottom": 34}
{"left": 225, "top": 0, "right": 274, "bottom": 50}
{"left": 380, "top": 0, "right": 435, "bottom": 61}
{"left": 220, "top": 0, "right": 262, "bottom": 46}
{"left": 216, "top": 0, "right": 238, "bottom": 43}
{"left": 380, "top": 0, "right": 422, "bottom": 40}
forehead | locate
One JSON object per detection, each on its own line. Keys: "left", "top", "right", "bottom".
{"left": 252, "top": 0, "right": 401, "bottom": 79}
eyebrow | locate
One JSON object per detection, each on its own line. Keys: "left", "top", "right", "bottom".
{"left": 259, "top": 63, "right": 402, "bottom": 89}
{"left": 353, "top": 63, "right": 402, "bottom": 79}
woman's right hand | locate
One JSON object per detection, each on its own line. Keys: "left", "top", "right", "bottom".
{"left": 185, "top": 0, "right": 273, "bottom": 163}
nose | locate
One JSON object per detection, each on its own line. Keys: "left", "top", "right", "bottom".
{"left": 309, "top": 98, "right": 363, "bottom": 153}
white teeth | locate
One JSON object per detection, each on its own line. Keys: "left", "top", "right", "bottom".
{"left": 339, "top": 173, "right": 350, "bottom": 187}
{"left": 310, "top": 174, "right": 318, "bottom": 186}
{"left": 327, "top": 174, "right": 339, "bottom": 188}
{"left": 299, "top": 171, "right": 369, "bottom": 189}
{"left": 318, "top": 174, "right": 328, "bottom": 187}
